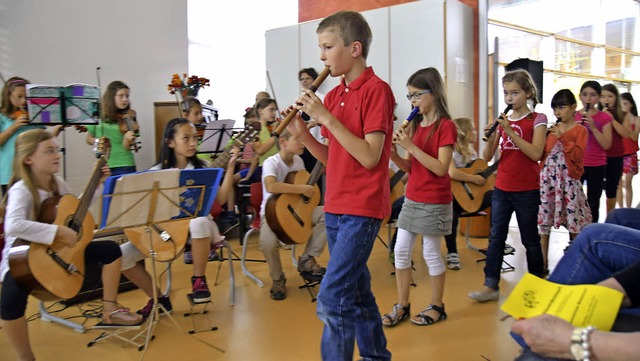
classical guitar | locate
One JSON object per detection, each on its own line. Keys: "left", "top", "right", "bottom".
{"left": 210, "top": 125, "right": 258, "bottom": 168}
{"left": 450, "top": 158, "right": 498, "bottom": 214}
{"left": 9, "top": 138, "right": 111, "bottom": 301}
{"left": 265, "top": 161, "right": 324, "bottom": 245}
{"left": 383, "top": 168, "right": 406, "bottom": 225}
{"left": 93, "top": 219, "right": 191, "bottom": 263}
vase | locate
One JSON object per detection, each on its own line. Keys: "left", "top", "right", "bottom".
{"left": 181, "top": 89, "right": 199, "bottom": 99}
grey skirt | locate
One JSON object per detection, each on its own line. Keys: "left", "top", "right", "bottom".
{"left": 396, "top": 197, "right": 452, "bottom": 236}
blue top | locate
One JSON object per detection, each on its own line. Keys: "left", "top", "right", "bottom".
{"left": 0, "top": 113, "right": 44, "bottom": 185}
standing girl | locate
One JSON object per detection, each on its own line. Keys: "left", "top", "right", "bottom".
{"left": 120, "top": 118, "right": 238, "bottom": 313}
{"left": 382, "top": 67, "right": 456, "bottom": 327}
{"left": 469, "top": 69, "right": 547, "bottom": 302}
{"left": 445, "top": 117, "right": 493, "bottom": 271}
{"left": 538, "top": 89, "right": 591, "bottom": 273}
{"left": 252, "top": 98, "right": 280, "bottom": 171}
{"left": 0, "top": 77, "right": 39, "bottom": 195}
{"left": 600, "top": 84, "right": 629, "bottom": 215}
{"left": 619, "top": 92, "right": 640, "bottom": 207}
{"left": 1, "top": 130, "right": 141, "bottom": 361}
{"left": 576, "top": 81, "right": 613, "bottom": 223}
{"left": 85, "top": 81, "right": 139, "bottom": 176}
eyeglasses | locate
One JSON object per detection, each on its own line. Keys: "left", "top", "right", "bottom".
{"left": 406, "top": 90, "right": 431, "bottom": 101}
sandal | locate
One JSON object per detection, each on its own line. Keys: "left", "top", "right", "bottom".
{"left": 411, "top": 304, "right": 447, "bottom": 326}
{"left": 101, "top": 300, "right": 143, "bottom": 326}
{"left": 381, "top": 303, "right": 410, "bottom": 327}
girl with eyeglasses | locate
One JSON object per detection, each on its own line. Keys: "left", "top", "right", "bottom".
{"left": 382, "top": 67, "right": 457, "bottom": 327}
{"left": 469, "top": 69, "right": 547, "bottom": 303}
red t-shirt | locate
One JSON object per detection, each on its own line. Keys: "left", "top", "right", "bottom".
{"left": 608, "top": 120, "right": 625, "bottom": 157}
{"left": 405, "top": 118, "right": 457, "bottom": 204}
{"left": 320, "top": 67, "right": 395, "bottom": 219}
{"left": 623, "top": 122, "right": 639, "bottom": 155}
{"left": 495, "top": 112, "right": 547, "bottom": 192}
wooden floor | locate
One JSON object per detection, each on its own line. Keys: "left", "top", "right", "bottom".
{"left": 0, "top": 216, "right": 578, "bottom": 361}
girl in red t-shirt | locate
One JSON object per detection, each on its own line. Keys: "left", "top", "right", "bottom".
{"left": 600, "top": 84, "right": 630, "bottom": 215}
{"left": 469, "top": 69, "right": 547, "bottom": 303}
{"left": 382, "top": 67, "right": 457, "bottom": 327}
{"left": 620, "top": 92, "right": 640, "bottom": 207}
{"left": 538, "top": 89, "right": 591, "bottom": 273}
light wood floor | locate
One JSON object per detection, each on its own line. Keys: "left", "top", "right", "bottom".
{"left": 1, "top": 217, "right": 577, "bottom": 361}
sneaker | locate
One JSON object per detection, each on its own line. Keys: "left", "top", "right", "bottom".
{"left": 270, "top": 275, "right": 287, "bottom": 300}
{"left": 445, "top": 253, "right": 461, "bottom": 270}
{"left": 183, "top": 250, "right": 193, "bottom": 264}
{"left": 191, "top": 276, "right": 211, "bottom": 303}
{"left": 136, "top": 296, "right": 173, "bottom": 319}
{"left": 298, "top": 256, "right": 326, "bottom": 276}
{"left": 504, "top": 243, "right": 516, "bottom": 255}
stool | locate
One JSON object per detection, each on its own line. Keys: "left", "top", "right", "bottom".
{"left": 298, "top": 272, "right": 321, "bottom": 302}
{"left": 184, "top": 294, "right": 218, "bottom": 334}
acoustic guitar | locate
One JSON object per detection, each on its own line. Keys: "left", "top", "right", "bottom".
{"left": 265, "top": 161, "right": 325, "bottom": 245}
{"left": 9, "top": 138, "right": 111, "bottom": 301}
{"left": 210, "top": 125, "right": 258, "bottom": 168}
{"left": 450, "top": 158, "right": 498, "bottom": 214}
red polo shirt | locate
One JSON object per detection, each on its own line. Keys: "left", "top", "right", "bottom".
{"left": 321, "top": 67, "right": 395, "bottom": 219}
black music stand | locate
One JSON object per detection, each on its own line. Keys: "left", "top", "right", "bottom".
{"left": 197, "top": 119, "right": 236, "bottom": 157}
{"left": 26, "top": 84, "right": 100, "bottom": 178}
{"left": 89, "top": 168, "right": 224, "bottom": 356}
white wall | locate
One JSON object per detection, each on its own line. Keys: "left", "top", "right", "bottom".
{"left": 0, "top": 0, "right": 188, "bottom": 194}
{"left": 265, "top": 1, "right": 474, "bottom": 130}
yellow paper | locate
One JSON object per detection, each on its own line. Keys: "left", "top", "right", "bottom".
{"left": 501, "top": 273, "right": 623, "bottom": 331}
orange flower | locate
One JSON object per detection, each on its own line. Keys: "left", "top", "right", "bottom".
{"left": 168, "top": 73, "right": 210, "bottom": 95}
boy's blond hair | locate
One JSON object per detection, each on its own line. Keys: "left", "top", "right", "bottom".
{"left": 275, "top": 129, "right": 292, "bottom": 150}
{"left": 317, "top": 11, "right": 372, "bottom": 59}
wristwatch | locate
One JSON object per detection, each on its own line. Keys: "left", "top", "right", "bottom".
{"left": 570, "top": 326, "right": 596, "bottom": 361}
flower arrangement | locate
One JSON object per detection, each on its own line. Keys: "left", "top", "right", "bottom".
{"left": 167, "top": 73, "right": 210, "bottom": 97}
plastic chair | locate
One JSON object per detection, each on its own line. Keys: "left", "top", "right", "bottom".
{"left": 240, "top": 182, "right": 297, "bottom": 288}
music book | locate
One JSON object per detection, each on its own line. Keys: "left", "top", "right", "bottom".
{"left": 26, "top": 83, "right": 100, "bottom": 125}
{"left": 502, "top": 273, "right": 623, "bottom": 349}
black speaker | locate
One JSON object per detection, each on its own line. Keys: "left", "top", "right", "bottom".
{"left": 62, "top": 260, "right": 141, "bottom": 306}
{"left": 505, "top": 58, "right": 543, "bottom": 103}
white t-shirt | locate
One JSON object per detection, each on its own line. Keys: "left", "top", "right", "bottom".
{"left": 260, "top": 153, "right": 305, "bottom": 218}
{"left": 1, "top": 176, "right": 70, "bottom": 280}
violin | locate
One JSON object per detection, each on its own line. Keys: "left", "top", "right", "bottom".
{"left": 116, "top": 109, "right": 141, "bottom": 152}
{"left": 195, "top": 123, "right": 206, "bottom": 142}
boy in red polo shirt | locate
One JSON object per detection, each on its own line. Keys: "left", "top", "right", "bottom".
{"left": 285, "top": 10, "right": 394, "bottom": 361}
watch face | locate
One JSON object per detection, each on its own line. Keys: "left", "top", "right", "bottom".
{"left": 570, "top": 343, "right": 585, "bottom": 359}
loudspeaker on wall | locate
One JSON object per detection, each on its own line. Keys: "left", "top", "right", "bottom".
{"left": 505, "top": 58, "right": 543, "bottom": 103}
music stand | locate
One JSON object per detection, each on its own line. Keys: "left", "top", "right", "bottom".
{"left": 90, "top": 168, "right": 224, "bottom": 356}
{"left": 197, "top": 119, "right": 236, "bottom": 157}
{"left": 26, "top": 83, "right": 100, "bottom": 178}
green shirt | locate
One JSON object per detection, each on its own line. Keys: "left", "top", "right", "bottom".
{"left": 86, "top": 121, "right": 135, "bottom": 168}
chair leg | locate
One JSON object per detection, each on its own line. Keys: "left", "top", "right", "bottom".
{"left": 241, "top": 229, "right": 264, "bottom": 287}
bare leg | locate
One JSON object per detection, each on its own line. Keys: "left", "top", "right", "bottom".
{"left": 540, "top": 233, "right": 550, "bottom": 272}
{"left": 606, "top": 197, "right": 617, "bottom": 215}
{"left": 425, "top": 273, "right": 446, "bottom": 318}
{"left": 3, "top": 317, "right": 35, "bottom": 361}
{"left": 122, "top": 262, "right": 157, "bottom": 298}
{"left": 101, "top": 258, "right": 122, "bottom": 308}
{"left": 191, "top": 237, "right": 210, "bottom": 277}
{"left": 395, "top": 267, "right": 412, "bottom": 308}
{"left": 625, "top": 173, "right": 635, "bottom": 208}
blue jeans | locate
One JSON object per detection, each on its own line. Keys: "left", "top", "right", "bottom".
{"left": 549, "top": 223, "right": 640, "bottom": 286}
{"left": 318, "top": 213, "right": 391, "bottom": 361}
{"left": 484, "top": 189, "right": 543, "bottom": 290}
{"left": 605, "top": 207, "right": 640, "bottom": 230}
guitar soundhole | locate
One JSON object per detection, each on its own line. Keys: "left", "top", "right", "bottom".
{"left": 66, "top": 216, "right": 82, "bottom": 234}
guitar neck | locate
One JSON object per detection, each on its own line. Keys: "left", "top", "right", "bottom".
{"left": 307, "top": 161, "right": 325, "bottom": 185}
{"left": 389, "top": 169, "right": 405, "bottom": 188}
{"left": 73, "top": 156, "right": 107, "bottom": 232}
{"left": 479, "top": 160, "right": 500, "bottom": 178}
